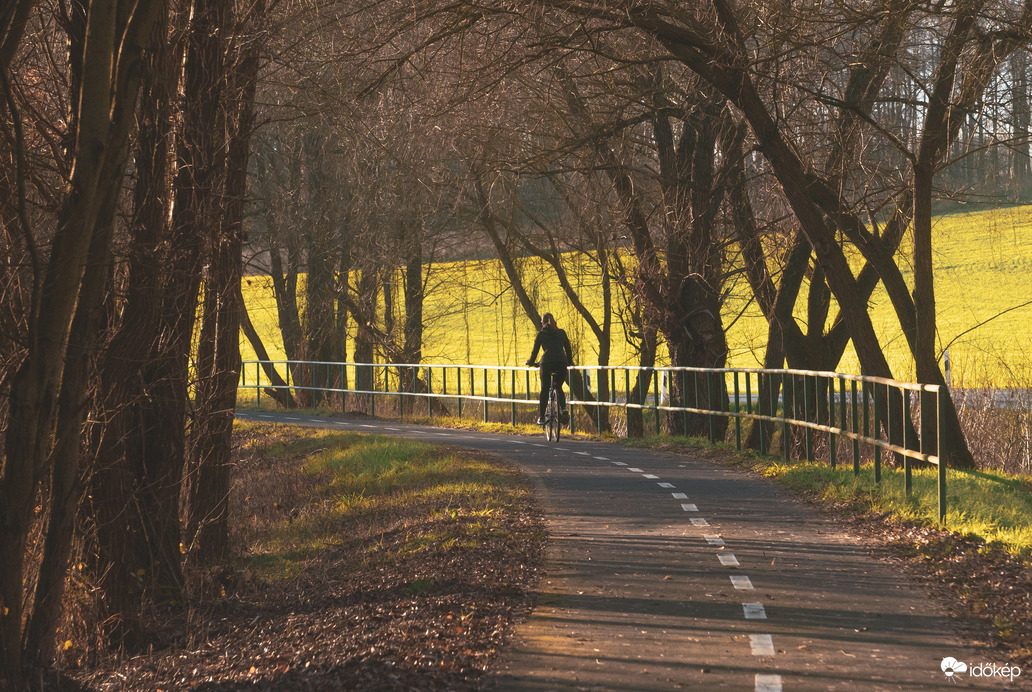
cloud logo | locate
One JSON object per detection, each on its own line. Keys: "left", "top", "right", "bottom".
{"left": 941, "top": 657, "right": 968, "bottom": 678}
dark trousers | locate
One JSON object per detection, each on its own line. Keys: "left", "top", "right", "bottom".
{"left": 538, "top": 364, "right": 568, "bottom": 417}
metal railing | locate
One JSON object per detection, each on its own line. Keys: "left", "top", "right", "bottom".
{"left": 238, "top": 360, "right": 949, "bottom": 522}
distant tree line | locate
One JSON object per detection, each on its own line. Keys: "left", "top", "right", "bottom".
{"left": 2, "top": 0, "right": 1031, "bottom": 686}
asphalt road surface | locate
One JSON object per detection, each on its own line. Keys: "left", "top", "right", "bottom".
{"left": 236, "top": 411, "right": 1023, "bottom": 691}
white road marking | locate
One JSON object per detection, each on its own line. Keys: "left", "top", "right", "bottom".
{"left": 690, "top": 517, "right": 709, "bottom": 526}
{"left": 743, "top": 603, "right": 767, "bottom": 620}
{"left": 718, "top": 554, "right": 740, "bottom": 567}
{"left": 594, "top": 456, "right": 609, "bottom": 461}
{"left": 657, "top": 482, "right": 675, "bottom": 488}
{"left": 627, "top": 467, "right": 643, "bottom": 472}
{"left": 755, "top": 674, "right": 783, "bottom": 692}
{"left": 385, "top": 427, "right": 400, "bottom": 431}
{"left": 681, "top": 503, "right": 699, "bottom": 512}
{"left": 642, "top": 474, "right": 659, "bottom": 479}
{"left": 556, "top": 447, "right": 569, "bottom": 451}
{"left": 512, "top": 440, "right": 526, "bottom": 445}
{"left": 730, "top": 575, "right": 754, "bottom": 590}
{"left": 284, "top": 417, "right": 302, "bottom": 421}
{"left": 613, "top": 461, "right": 627, "bottom": 466}
{"left": 671, "top": 492, "right": 688, "bottom": 499}
{"left": 574, "top": 451, "right": 591, "bottom": 456}
{"left": 532, "top": 444, "right": 546, "bottom": 448}
{"left": 749, "top": 634, "right": 775, "bottom": 656}
{"left": 360, "top": 424, "right": 376, "bottom": 428}
{"left": 704, "top": 535, "right": 725, "bottom": 546}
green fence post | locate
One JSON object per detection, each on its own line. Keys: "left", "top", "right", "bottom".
{"left": 851, "top": 379, "right": 860, "bottom": 475}
{"left": 804, "top": 375, "right": 814, "bottom": 463}
{"left": 653, "top": 370, "right": 661, "bottom": 436}
{"left": 938, "top": 388, "right": 947, "bottom": 524}
{"left": 370, "top": 364, "right": 376, "bottom": 418}
{"left": 873, "top": 383, "right": 881, "bottom": 483}
{"left": 625, "top": 368, "right": 631, "bottom": 434}
{"left": 733, "top": 372, "right": 741, "bottom": 451}
{"left": 827, "top": 376, "right": 835, "bottom": 468}
{"left": 783, "top": 373, "right": 791, "bottom": 461}
{"left": 903, "top": 388, "right": 912, "bottom": 495}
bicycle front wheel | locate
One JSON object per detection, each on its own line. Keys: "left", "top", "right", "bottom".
{"left": 546, "top": 390, "right": 560, "bottom": 442}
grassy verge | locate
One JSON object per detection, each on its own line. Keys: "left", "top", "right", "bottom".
{"left": 234, "top": 421, "right": 541, "bottom": 581}
{"left": 623, "top": 434, "right": 1032, "bottom": 560}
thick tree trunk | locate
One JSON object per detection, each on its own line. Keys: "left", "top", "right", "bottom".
{"left": 0, "top": 0, "right": 161, "bottom": 680}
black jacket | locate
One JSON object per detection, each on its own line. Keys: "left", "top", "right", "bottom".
{"left": 527, "top": 325, "right": 573, "bottom": 367}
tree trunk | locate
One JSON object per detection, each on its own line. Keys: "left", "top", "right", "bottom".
{"left": 0, "top": 0, "right": 161, "bottom": 679}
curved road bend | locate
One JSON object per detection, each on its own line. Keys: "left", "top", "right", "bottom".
{"left": 236, "top": 411, "right": 1015, "bottom": 691}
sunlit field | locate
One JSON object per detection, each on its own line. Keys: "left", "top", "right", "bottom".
{"left": 240, "top": 205, "right": 1032, "bottom": 387}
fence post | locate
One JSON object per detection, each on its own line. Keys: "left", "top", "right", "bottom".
{"left": 782, "top": 373, "right": 790, "bottom": 461}
{"left": 829, "top": 375, "right": 837, "bottom": 469}
{"left": 873, "top": 382, "right": 881, "bottom": 483}
{"left": 851, "top": 379, "right": 860, "bottom": 474}
{"left": 937, "top": 387, "right": 947, "bottom": 524}
{"left": 511, "top": 369, "right": 517, "bottom": 426}
{"left": 733, "top": 371, "right": 741, "bottom": 451}
{"left": 804, "top": 374, "right": 814, "bottom": 462}
{"left": 904, "top": 387, "right": 912, "bottom": 496}
{"left": 457, "top": 368, "right": 463, "bottom": 419}
{"left": 624, "top": 368, "right": 631, "bottom": 434}
{"left": 428, "top": 367, "right": 434, "bottom": 420}
{"left": 484, "top": 368, "right": 489, "bottom": 424}
{"left": 653, "top": 369, "right": 661, "bottom": 436}
{"left": 370, "top": 364, "right": 376, "bottom": 418}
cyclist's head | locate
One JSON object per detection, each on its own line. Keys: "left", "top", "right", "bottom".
{"left": 541, "top": 313, "right": 556, "bottom": 328}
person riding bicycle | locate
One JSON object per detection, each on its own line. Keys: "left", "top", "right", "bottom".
{"left": 525, "top": 312, "right": 573, "bottom": 426}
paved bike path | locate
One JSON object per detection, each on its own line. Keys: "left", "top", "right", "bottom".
{"left": 236, "top": 412, "right": 1019, "bottom": 690}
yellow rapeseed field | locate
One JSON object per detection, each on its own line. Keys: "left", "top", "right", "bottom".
{"left": 240, "top": 205, "right": 1032, "bottom": 387}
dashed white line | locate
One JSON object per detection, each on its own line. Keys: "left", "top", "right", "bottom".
{"left": 512, "top": 440, "right": 527, "bottom": 445}
{"left": 360, "top": 424, "right": 376, "bottom": 429}
{"left": 613, "top": 461, "right": 627, "bottom": 466}
{"left": 384, "top": 427, "right": 400, "bottom": 431}
{"left": 657, "top": 482, "right": 675, "bottom": 489}
{"left": 718, "top": 554, "right": 740, "bottom": 567}
{"left": 681, "top": 503, "right": 699, "bottom": 512}
{"left": 594, "top": 456, "right": 609, "bottom": 461}
{"left": 627, "top": 467, "right": 643, "bottom": 472}
{"left": 532, "top": 444, "right": 546, "bottom": 448}
{"left": 284, "top": 417, "right": 302, "bottom": 421}
{"left": 755, "top": 676, "right": 784, "bottom": 692}
{"left": 730, "top": 575, "right": 754, "bottom": 590}
{"left": 704, "top": 535, "right": 725, "bottom": 546}
{"left": 671, "top": 492, "right": 688, "bottom": 499}
{"left": 690, "top": 517, "right": 710, "bottom": 526}
{"left": 555, "top": 447, "right": 569, "bottom": 451}
{"left": 574, "top": 451, "right": 591, "bottom": 456}
{"left": 642, "top": 474, "right": 659, "bottom": 479}
{"left": 755, "top": 674, "right": 783, "bottom": 692}
{"left": 749, "top": 634, "right": 775, "bottom": 656}
{"left": 743, "top": 603, "right": 767, "bottom": 620}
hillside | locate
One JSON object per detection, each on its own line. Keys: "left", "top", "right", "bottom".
{"left": 240, "top": 205, "right": 1032, "bottom": 387}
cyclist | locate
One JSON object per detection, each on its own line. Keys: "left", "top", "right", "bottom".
{"left": 525, "top": 312, "right": 574, "bottom": 426}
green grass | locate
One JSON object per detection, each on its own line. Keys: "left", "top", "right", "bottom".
{"left": 238, "top": 424, "right": 530, "bottom": 581}
{"left": 240, "top": 205, "right": 1032, "bottom": 388}
{"left": 624, "top": 434, "right": 1032, "bottom": 561}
